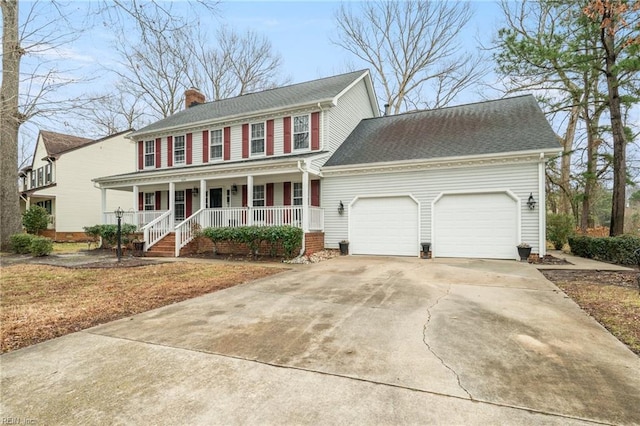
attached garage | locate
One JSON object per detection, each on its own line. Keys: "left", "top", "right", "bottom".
{"left": 350, "top": 196, "right": 419, "bottom": 256}
{"left": 433, "top": 192, "right": 518, "bottom": 259}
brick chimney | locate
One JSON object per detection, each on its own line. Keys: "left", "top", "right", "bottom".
{"left": 185, "top": 88, "right": 205, "bottom": 109}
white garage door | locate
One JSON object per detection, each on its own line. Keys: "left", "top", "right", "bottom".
{"left": 434, "top": 193, "right": 517, "bottom": 259}
{"left": 350, "top": 196, "right": 419, "bottom": 256}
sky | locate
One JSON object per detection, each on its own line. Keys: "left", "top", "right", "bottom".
{"left": 14, "top": 0, "right": 504, "bottom": 163}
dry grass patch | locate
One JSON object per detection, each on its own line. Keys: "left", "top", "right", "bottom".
{"left": 1, "top": 262, "right": 285, "bottom": 353}
{"left": 542, "top": 270, "right": 640, "bottom": 355}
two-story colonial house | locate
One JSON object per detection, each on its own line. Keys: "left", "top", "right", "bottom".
{"left": 19, "top": 130, "right": 135, "bottom": 241}
{"left": 94, "top": 70, "right": 560, "bottom": 259}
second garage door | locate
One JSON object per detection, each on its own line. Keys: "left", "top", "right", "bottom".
{"left": 350, "top": 196, "right": 419, "bottom": 256}
{"left": 433, "top": 192, "right": 517, "bottom": 259}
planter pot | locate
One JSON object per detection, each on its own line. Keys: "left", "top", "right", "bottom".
{"left": 517, "top": 246, "right": 532, "bottom": 261}
{"left": 339, "top": 242, "right": 349, "bottom": 255}
{"left": 132, "top": 241, "right": 145, "bottom": 257}
{"left": 421, "top": 242, "right": 431, "bottom": 259}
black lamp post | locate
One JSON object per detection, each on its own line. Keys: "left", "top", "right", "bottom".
{"left": 115, "top": 206, "right": 124, "bottom": 262}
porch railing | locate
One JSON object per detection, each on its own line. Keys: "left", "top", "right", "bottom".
{"left": 103, "top": 210, "right": 166, "bottom": 229}
{"left": 142, "top": 210, "right": 172, "bottom": 250}
{"left": 309, "top": 207, "right": 324, "bottom": 231}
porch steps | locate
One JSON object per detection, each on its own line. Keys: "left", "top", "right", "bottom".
{"left": 145, "top": 233, "right": 176, "bottom": 257}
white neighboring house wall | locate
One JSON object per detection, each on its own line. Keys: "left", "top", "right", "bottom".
{"left": 322, "top": 158, "right": 547, "bottom": 256}
{"left": 51, "top": 133, "right": 135, "bottom": 232}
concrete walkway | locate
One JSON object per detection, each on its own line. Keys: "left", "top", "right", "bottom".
{"left": 1, "top": 256, "right": 638, "bottom": 425}
{"left": 535, "top": 250, "right": 635, "bottom": 271}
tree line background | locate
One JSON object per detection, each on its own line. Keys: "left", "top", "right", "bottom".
{"left": 1, "top": 0, "right": 638, "bottom": 249}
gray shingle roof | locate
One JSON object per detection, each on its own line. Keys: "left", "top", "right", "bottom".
{"left": 324, "top": 95, "right": 560, "bottom": 167}
{"left": 130, "top": 70, "right": 369, "bottom": 138}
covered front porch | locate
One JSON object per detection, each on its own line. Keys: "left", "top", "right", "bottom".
{"left": 98, "top": 160, "right": 324, "bottom": 257}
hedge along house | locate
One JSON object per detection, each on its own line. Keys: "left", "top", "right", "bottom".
{"left": 93, "top": 70, "right": 379, "bottom": 256}
{"left": 321, "top": 95, "right": 561, "bottom": 259}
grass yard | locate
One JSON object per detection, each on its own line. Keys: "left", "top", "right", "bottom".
{"left": 1, "top": 262, "right": 285, "bottom": 353}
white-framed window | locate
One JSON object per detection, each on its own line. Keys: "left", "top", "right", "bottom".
{"left": 251, "top": 123, "right": 265, "bottom": 155}
{"left": 210, "top": 129, "right": 223, "bottom": 160}
{"left": 174, "top": 135, "right": 185, "bottom": 165}
{"left": 253, "top": 185, "right": 265, "bottom": 207}
{"left": 30, "top": 171, "right": 36, "bottom": 189}
{"left": 144, "top": 140, "right": 155, "bottom": 168}
{"left": 44, "top": 163, "right": 52, "bottom": 184}
{"left": 37, "top": 167, "right": 44, "bottom": 187}
{"left": 293, "top": 115, "right": 309, "bottom": 150}
{"left": 175, "top": 190, "right": 185, "bottom": 221}
{"left": 293, "top": 182, "right": 303, "bottom": 206}
{"left": 144, "top": 193, "right": 155, "bottom": 211}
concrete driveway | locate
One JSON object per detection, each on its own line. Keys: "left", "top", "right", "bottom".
{"left": 1, "top": 256, "right": 639, "bottom": 425}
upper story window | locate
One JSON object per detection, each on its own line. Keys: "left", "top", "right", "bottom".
{"left": 30, "top": 172, "right": 36, "bottom": 189}
{"left": 253, "top": 185, "right": 265, "bottom": 207}
{"left": 144, "top": 193, "right": 155, "bottom": 211}
{"left": 45, "top": 163, "right": 52, "bottom": 184}
{"left": 251, "top": 123, "right": 265, "bottom": 155}
{"left": 210, "top": 129, "right": 223, "bottom": 160}
{"left": 293, "top": 182, "right": 303, "bottom": 205}
{"left": 37, "top": 167, "right": 44, "bottom": 187}
{"left": 144, "top": 140, "right": 155, "bottom": 168}
{"left": 174, "top": 135, "right": 185, "bottom": 165}
{"left": 293, "top": 115, "right": 309, "bottom": 150}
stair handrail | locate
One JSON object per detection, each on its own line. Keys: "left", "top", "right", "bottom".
{"left": 175, "top": 208, "right": 205, "bottom": 256}
{"left": 142, "top": 210, "right": 172, "bottom": 250}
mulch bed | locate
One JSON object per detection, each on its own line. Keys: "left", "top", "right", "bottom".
{"left": 530, "top": 254, "right": 572, "bottom": 265}
{"left": 541, "top": 269, "right": 639, "bottom": 290}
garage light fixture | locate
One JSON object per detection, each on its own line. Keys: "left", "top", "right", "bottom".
{"left": 527, "top": 193, "right": 536, "bottom": 210}
{"left": 338, "top": 201, "right": 345, "bottom": 215}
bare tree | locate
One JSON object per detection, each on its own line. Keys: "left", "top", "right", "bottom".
{"left": 333, "top": 0, "right": 487, "bottom": 114}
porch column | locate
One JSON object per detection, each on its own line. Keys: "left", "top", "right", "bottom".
{"left": 247, "top": 175, "right": 253, "bottom": 225}
{"left": 302, "top": 169, "right": 309, "bottom": 232}
{"left": 200, "top": 179, "right": 206, "bottom": 210}
{"left": 169, "top": 182, "right": 175, "bottom": 223}
{"left": 132, "top": 185, "right": 139, "bottom": 227}
{"left": 101, "top": 188, "right": 107, "bottom": 224}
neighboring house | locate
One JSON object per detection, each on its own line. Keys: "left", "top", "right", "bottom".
{"left": 94, "top": 70, "right": 560, "bottom": 259}
{"left": 19, "top": 130, "right": 135, "bottom": 241}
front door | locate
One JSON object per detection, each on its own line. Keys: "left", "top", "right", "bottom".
{"left": 209, "top": 188, "right": 223, "bottom": 208}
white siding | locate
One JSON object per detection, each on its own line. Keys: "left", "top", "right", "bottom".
{"left": 53, "top": 133, "right": 136, "bottom": 231}
{"left": 322, "top": 161, "right": 543, "bottom": 255}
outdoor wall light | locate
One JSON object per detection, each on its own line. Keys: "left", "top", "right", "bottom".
{"left": 231, "top": 184, "right": 238, "bottom": 195}
{"left": 192, "top": 187, "right": 199, "bottom": 196}
{"left": 527, "top": 193, "right": 536, "bottom": 210}
{"left": 338, "top": 201, "right": 345, "bottom": 215}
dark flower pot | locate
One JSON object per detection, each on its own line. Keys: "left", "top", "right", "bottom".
{"left": 421, "top": 242, "right": 431, "bottom": 258}
{"left": 518, "top": 246, "right": 532, "bottom": 261}
{"left": 339, "top": 242, "right": 349, "bottom": 255}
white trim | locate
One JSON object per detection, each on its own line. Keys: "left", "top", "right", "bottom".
{"left": 431, "top": 189, "right": 521, "bottom": 259}
{"left": 538, "top": 155, "right": 546, "bottom": 257}
{"left": 348, "top": 193, "right": 421, "bottom": 258}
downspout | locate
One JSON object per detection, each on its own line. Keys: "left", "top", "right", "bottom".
{"left": 297, "top": 160, "right": 306, "bottom": 258}
{"left": 538, "top": 152, "right": 546, "bottom": 257}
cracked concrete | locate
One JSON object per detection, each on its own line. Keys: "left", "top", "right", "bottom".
{"left": 2, "top": 256, "right": 639, "bottom": 425}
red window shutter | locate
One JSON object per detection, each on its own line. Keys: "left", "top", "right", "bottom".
{"left": 224, "top": 127, "right": 231, "bottom": 160}
{"left": 283, "top": 116, "right": 291, "bottom": 153}
{"left": 137, "top": 141, "right": 143, "bottom": 170}
{"left": 138, "top": 192, "right": 143, "bottom": 210}
{"left": 266, "top": 120, "right": 274, "bottom": 156}
{"left": 186, "top": 133, "right": 193, "bottom": 165}
{"left": 311, "top": 112, "right": 320, "bottom": 151}
{"left": 283, "top": 182, "right": 291, "bottom": 205}
{"left": 202, "top": 130, "right": 209, "bottom": 163}
{"left": 186, "top": 189, "right": 192, "bottom": 217}
{"left": 242, "top": 124, "right": 249, "bottom": 158}
{"left": 311, "top": 180, "right": 320, "bottom": 207}
{"left": 241, "top": 185, "right": 248, "bottom": 207}
{"left": 167, "top": 136, "right": 173, "bottom": 167}
{"left": 155, "top": 191, "right": 162, "bottom": 210}
{"left": 155, "top": 138, "right": 161, "bottom": 168}
{"left": 266, "top": 183, "right": 274, "bottom": 206}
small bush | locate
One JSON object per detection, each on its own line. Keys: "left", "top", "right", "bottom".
{"left": 30, "top": 236, "right": 53, "bottom": 257}
{"left": 83, "top": 224, "right": 138, "bottom": 248}
{"left": 22, "top": 206, "right": 50, "bottom": 234}
{"left": 547, "top": 213, "right": 575, "bottom": 250}
{"left": 201, "top": 225, "right": 303, "bottom": 258}
{"left": 568, "top": 234, "right": 640, "bottom": 265}
{"left": 10, "top": 233, "right": 34, "bottom": 254}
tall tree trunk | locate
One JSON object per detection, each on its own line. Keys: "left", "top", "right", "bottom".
{"left": 580, "top": 116, "right": 599, "bottom": 232}
{"left": 559, "top": 105, "right": 579, "bottom": 215}
{"left": 0, "top": 0, "right": 23, "bottom": 250}
{"left": 601, "top": 25, "right": 626, "bottom": 236}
